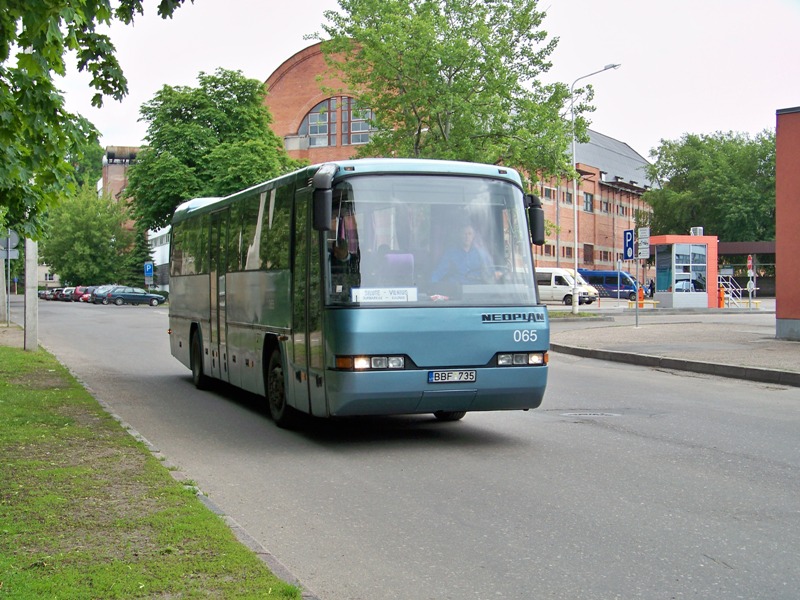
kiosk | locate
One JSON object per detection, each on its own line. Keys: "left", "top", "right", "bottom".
{"left": 651, "top": 234, "right": 718, "bottom": 309}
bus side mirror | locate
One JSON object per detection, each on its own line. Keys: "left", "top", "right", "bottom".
{"left": 313, "top": 188, "right": 332, "bottom": 231}
{"left": 526, "top": 194, "right": 545, "bottom": 246}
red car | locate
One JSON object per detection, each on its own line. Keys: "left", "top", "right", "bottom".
{"left": 72, "top": 286, "right": 90, "bottom": 302}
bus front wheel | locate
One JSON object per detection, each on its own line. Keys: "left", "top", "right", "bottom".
{"left": 433, "top": 411, "right": 466, "bottom": 422}
{"left": 190, "top": 332, "right": 210, "bottom": 390}
{"left": 266, "top": 350, "right": 299, "bottom": 428}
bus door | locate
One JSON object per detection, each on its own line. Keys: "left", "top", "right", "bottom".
{"left": 209, "top": 209, "right": 229, "bottom": 382}
{"left": 290, "top": 186, "right": 327, "bottom": 417}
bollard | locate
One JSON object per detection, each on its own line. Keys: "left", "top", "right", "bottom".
{"left": 718, "top": 284, "right": 725, "bottom": 308}
{"left": 638, "top": 285, "right": 644, "bottom": 308}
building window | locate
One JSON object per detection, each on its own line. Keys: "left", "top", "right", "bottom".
{"left": 583, "top": 244, "right": 594, "bottom": 263}
{"left": 543, "top": 244, "right": 554, "bottom": 256}
{"left": 343, "top": 97, "right": 374, "bottom": 145}
{"left": 45, "top": 272, "right": 55, "bottom": 281}
{"left": 299, "top": 98, "right": 338, "bottom": 147}
{"left": 543, "top": 187, "right": 557, "bottom": 202}
{"left": 601, "top": 199, "right": 610, "bottom": 213}
{"left": 583, "top": 192, "right": 594, "bottom": 213}
{"left": 617, "top": 204, "right": 628, "bottom": 217}
{"left": 563, "top": 191, "right": 573, "bottom": 205}
{"left": 563, "top": 246, "right": 573, "bottom": 259}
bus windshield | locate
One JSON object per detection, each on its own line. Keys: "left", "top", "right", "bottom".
{"left": 325, "top": 174, "right": 536, "bottom": 307}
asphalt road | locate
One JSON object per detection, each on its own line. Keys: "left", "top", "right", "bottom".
{"left": 27, "top": 300, "right": 800, "bottom": 600}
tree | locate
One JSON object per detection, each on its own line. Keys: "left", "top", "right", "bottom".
{"left": 317, "top": 0, "right": 586, "bottom": 187}
{"left": 117, "top": 227, "right": 154, "bottom": 287}
{"left": 40, "top": 186, "right": 134, "bottom": 285}
{"left": 70, "top": 140, "right": 106, "bottom": 190}
{"left": 644, "top": 131, "right": 775, "bottom": 242}
{"left": 127, "top": 68, "right": 304, "bottom": 231}
{"left": 0, "top": 1, "right": 190, "bottom": 237}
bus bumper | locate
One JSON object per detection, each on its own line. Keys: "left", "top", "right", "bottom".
{"left": 324, "top": 366, "right": 547, "bottom": 417}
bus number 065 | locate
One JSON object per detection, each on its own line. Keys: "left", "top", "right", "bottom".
{"left": 513, "top": 329, "right": 538, "bottom": 343}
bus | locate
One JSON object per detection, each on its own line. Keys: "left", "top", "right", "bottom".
{"left": 578, "top": 269, "right": 640, "bottom": 301}
{"left": 168, "top": 158, "right": 549, "bottom": 427}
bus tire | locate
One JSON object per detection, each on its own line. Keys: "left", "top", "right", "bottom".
{"left": 628, "top": 292, "right": 637, "bottom": 301}
{"left": 433, "top": 410, "right": 466, "bottom": 422}
{"left": 190, "top": 332, "right": 210, "bottom": 390}
{"left": 266, "top": 349, "right": 299, "bottom": 428}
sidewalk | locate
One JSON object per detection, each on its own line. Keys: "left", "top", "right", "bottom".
{"left": 549, "top": 298, "right": 800, "bottom": 387}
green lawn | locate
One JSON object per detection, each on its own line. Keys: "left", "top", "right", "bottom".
{"left": 0, "top": 344, "right": 301, "bottom": 599}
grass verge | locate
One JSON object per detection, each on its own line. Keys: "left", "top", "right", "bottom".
{"left": 0, "top": 344, "right": 301, "bottom": 599}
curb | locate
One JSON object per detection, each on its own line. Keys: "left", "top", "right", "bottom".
{"left": 550, "top": 343, "right": 800, "bottom": 388}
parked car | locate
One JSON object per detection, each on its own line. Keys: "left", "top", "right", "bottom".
{"left": 90, "top": 285, "right": 115, "bottom": 304}
{"left": 105, "top": 286, "right": 166, "bottom": 306}
{"left": 45, "top": 288, "right": 62, "bottom": 300}
{"left": 59, "top": 287, "right": 75, "bottom": 301}
{"left": 71, "top": 286, "right": 90, "bottom": 302}
{"left": 80, "top": 286, "right": 98, "bottom": 302}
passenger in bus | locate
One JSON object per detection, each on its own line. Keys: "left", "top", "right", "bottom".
{"left": 331, "top": 239, "right": 354, "bottom": 272}
{"left": 431, "top": 224, "right": 499, "bottom": 284}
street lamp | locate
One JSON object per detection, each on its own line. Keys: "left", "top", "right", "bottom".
{"left": 570, "top": 63, "right": 621, "bottom": 314}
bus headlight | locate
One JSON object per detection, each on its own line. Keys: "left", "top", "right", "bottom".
{"left": 497, "top": 352, "right": 547, "bottom": 366}
{"left": 338, "top": 355, "right": 406, "bottom": 371}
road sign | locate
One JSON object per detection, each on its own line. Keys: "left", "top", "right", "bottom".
{"left": 144, "top": 262, "right": 154, "bottom": 277}
{"left": 623, "top": 229, "right": 634, "bottom": 260}
{"left": 636, "top": 226, "right": 650, "bottom": 259}
{"left": 1, "top": 231, "right": 19, "bottom": 250}
{"left": 0, "top": 249, "right": 19, "bottom": 260}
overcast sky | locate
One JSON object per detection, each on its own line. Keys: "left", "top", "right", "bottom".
{"left": 57, "top": 0, "right": 800, "bottom": 160}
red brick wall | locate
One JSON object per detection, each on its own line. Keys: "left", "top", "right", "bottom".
{"left": 776, "top": 107, "right": 800, "bottom": 325}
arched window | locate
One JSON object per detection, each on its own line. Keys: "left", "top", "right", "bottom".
{"left": 298, "top": 98, "right": 337, "bottom": 147}
{"left": 297, "top": 97, "right": 374, "bottom": 148}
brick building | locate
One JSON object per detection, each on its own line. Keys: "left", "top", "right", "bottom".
{"left": 263, "top": 42, "right": 654, "bottom": 275}
{"left": 533, "top": 130, "right": 654, "bottom": 272}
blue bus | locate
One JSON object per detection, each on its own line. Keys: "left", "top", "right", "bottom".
{"left": 578, "top": 269, "right": 640, "bottom": 301}
{"left": 168, "top": 158, "right": 549, "bottom": 427}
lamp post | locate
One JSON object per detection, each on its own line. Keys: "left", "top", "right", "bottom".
{"left": 570, "top": 63, "right": 621, "bottom": 314}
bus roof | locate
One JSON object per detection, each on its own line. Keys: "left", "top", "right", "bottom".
{"left": 314, "top": 158, "right": 524, "bottom": 185}
{"left": 171, "top": 158, "right": 524, "bottom": 224}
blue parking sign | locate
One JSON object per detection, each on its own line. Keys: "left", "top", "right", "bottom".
{"left": 144, "top": 262, "right": 154, "bottom": 277}
{"left": 623, "top": 229, "right": 634, "bottom": 260}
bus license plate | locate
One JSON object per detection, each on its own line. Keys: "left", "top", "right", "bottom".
{"left": 428, "top": 370, "right": 477, "bottom": 383}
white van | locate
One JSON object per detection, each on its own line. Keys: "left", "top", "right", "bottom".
{"left": 535, "top": 267, "right": 599, "bottom": 305}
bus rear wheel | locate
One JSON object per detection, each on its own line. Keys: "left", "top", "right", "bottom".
{"left": 266, "top": 350, "right": 299, "bottom": 428}
{"left": 433, "top": 411, "right": 466, "bottom": 422}
{"left": 190, "top": 332, "right": 210, "bottom": 390}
